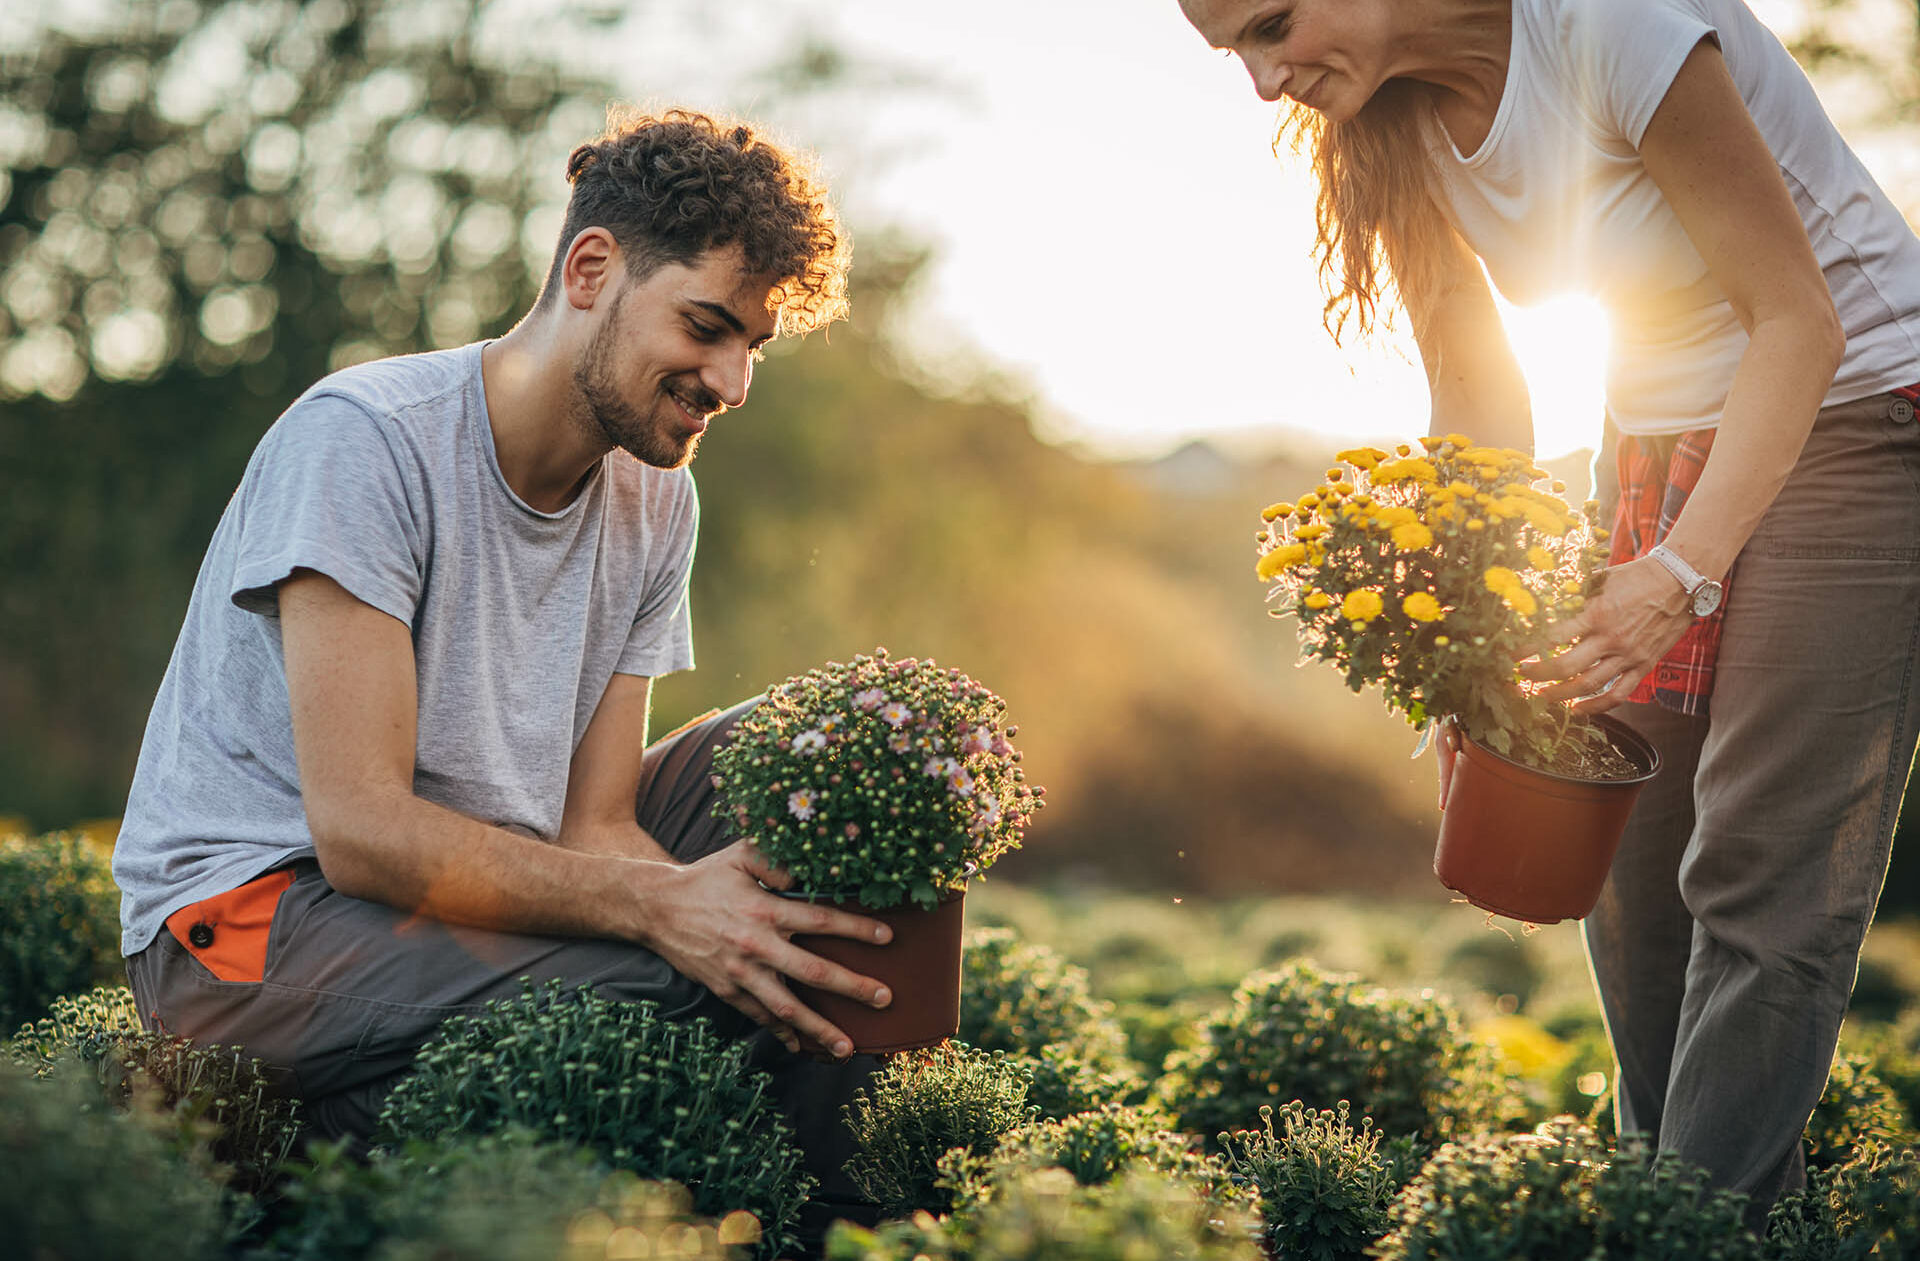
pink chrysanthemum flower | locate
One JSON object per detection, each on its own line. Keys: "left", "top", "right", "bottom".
{"left": 786, "top": 789, "right": 817, "bottom": 821}
{"left": 881, "top": 702, "right": 913, "bottom": 727}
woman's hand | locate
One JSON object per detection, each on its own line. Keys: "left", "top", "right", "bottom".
{"left": 1520, "top": 556, "right": 1696, "bottom": 713}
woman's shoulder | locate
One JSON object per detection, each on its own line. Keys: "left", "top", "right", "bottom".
{"left": 1520, "top": 0, "right": 1722, "bottom": 142}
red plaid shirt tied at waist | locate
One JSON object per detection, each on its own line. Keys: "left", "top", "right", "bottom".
{"left": 1610, "top": 382, "right": 1920, "bottom": 717}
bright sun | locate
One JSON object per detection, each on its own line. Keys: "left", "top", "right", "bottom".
{"left": 1493, "top": 291, "right": 1614, "bottom": 461}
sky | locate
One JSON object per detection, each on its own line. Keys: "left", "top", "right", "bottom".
{"left": 587, "top": 0, "right": 1912, "bottom": 462}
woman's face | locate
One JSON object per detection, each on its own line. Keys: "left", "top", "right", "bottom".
{"left": 1180, "top": 0, "right": 1396, "bottom": 122}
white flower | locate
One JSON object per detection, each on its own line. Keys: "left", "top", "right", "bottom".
{"left": 881, "top": 702, "right": 913, "bottom": 727}
{"left": 960, "top": 726, "right": 991, "bottom": 757}
{"left": 853, "top": 688, "right": 887, "bottom": 711}
{"left": 923, "top": 756, "right": 955, "bottom": 779}
{"left": 787, "top": 789, "right": 817, "bottom": 821}
{"left": 790, "top": 729, "right": 828, "bottom": 755}
{"left": 887, "top": 731, "right": 912, "bottom": 754}
{"left": 947, "top": 766, "right": 975, "bottom": 798}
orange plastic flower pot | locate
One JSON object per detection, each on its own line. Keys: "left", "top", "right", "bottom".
{"left": 786, "top": 886, "right": 966, "bottom": 1054}
{"left": 1433, "top": 714, "right": 1660, "bottom": 924}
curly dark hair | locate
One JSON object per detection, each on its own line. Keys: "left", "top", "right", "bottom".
{"left": 540, "top": 107, "right": 850, "bottom": 336}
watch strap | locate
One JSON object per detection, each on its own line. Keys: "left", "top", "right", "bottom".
{"left": 1647, "top": 543, "right": 1707, "bottom": 595}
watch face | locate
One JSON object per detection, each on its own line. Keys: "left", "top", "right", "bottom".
{"left": 1691, "top": 582, "right": 1724, "bottom": 617}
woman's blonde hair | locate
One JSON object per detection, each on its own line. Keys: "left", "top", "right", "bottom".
{"left": 1279, "top": 80, "right": 1455, "bottom": 346}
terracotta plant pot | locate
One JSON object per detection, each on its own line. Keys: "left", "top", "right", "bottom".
{"left": 784, "top": 886, "right": 966, "bottom": 1054}
{"left": 1434, "top": 713, "right": 1660, "bottom": 924}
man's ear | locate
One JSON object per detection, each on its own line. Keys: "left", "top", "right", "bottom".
{"left": 561, "top": 227, "right": 620, "bottom": 311}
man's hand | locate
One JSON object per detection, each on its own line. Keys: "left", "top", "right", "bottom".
{"left": 638, "top": 841, "right": 894, "bottom": 1058}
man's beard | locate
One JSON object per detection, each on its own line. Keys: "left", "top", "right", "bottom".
{"left": 571, "top": 302, "right": 708, "bottom": 471}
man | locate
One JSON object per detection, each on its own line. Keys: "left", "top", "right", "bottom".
{"left": 112, "top": 109, "right": 890, "bottom": 1173}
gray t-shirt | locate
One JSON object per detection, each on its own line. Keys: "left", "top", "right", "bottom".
{"left": 114, "top": 341, "right": 698, "bottom": 955}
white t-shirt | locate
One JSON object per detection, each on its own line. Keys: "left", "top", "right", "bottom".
{"left": 113, "top": 343, "right": 700, "bottom": 954}
{"left": 1428, "top": 0, "right": 1920, "bottom": 435}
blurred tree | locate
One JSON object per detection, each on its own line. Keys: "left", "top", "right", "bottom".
{"left": 0, "top": 0, "right": 626, "bottom": 822}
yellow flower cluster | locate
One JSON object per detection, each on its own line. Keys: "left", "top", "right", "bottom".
{"left": 1482, "top": 566, "right": 1539, "bottom": 617}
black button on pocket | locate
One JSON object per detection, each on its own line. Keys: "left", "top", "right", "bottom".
{"left": 187, "top": 922, "right": 215, "bottom": 949}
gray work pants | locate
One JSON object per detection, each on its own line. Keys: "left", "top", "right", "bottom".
{"left": 1583, "top": 389, "right": 1920, "bottom": 1216}
{"left": 125, "top": 699, "right": 879, "bottom": 1205}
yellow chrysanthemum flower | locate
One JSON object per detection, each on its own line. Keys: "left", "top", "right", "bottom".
{"left": 1466, "top": 519, "right": 1486, "bottom": 532}
{"left": 1336, "top": 446, "right": 1387, "bottom": 470}
{"left": 1523, "top": 502, "right": 1570, "bottom": 537}
{"left": 1435, "top": 635, "right": 1451, "bottom": 646}
{"left": 1325, "top": 467, "right": 1345, "bottom": 482}
{"left": 1256, "top": 544, "right": 1308, "bottom": 580}
{"left": 1333, "top": 480, "right": 1355, "bottom": 495}
{"left": 1395, "top": 443, "right": 1412, "bottom": 456}
{"left": 1445, "top": 432, "right": 1473, "bottom": 447}
{"left": 1294, "top": 522, "right": 1330, "bottom": 541}
{"left": 1261, "top": 501, "right": 1294, "bottom": 521}
{"left": 1341, "top": 589, "right": 1384, "bottom": 622}
{"left": 1391, "top": 522, "right": 1435, "bottom": 551}
{"left": 1447, "top": 480, "right": 1476, "bottom": 497}
{"left": 1527, "top": 546, "right": 1557, "bottom": 571}
{"left": 1375, "top": 457, "right": 1439, "bottom": 485}
{"left": 1297, "top": 493, "right": 1321, "bottom": 511}
{"left": 1303, "top": 590, "right": 1334, "bottom": 610}
{"left": 1483, "top": 566, "right": 1521, "bottom": 595}
{"left": 1403, "top": 592, "right": 1443, "bottom": 622}
{"left": 1503, "top": 586, "right": 1539, "bottom": 617}
{"left": 1373, "top": 505, "right": 1418, "bottom": 528}
{"left": 1418, "top": 435, "right": 1445, "bottom": 452}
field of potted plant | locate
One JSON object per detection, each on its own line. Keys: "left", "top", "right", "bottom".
{"left": 3, "top": 824, "right": 1917, "bottom": 1260}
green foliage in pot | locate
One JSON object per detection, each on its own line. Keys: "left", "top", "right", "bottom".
{"left": 841, "top": 1042, "right": 1036, "bottom": 1217}
{"left": 938, "top": 1101, "right": 1245, "bottom": 1222}
{"left": 6, "top": 984, "right": 303, "bottom": 1198}
{"left": 959, "top": 927, "right": 1141, "bottom": 1118}
{"left": 1217, "top": 1101, "right": 1397, "bottom": 1261}
{"left": 1805, "top": 1053, "right": 1916, "bottom": 1170}
{"left": 376, "top": 980, "right": 809, "bottom": 1258}
{"left": 258, "top": 1130, "right": 752, "bottom": 1261}
{"left": 712, "top": 651, "right": 1044, "bottom": 910}
{"left": 1375, "top": 1121, "right": 1761, "bottom": 1261}
{"left": 0, "top": 1055, "right": 228, "bottom": 1260}
{"left": 1163, "top": 960, "right": 1524, "bottom": 1147}
{"left": 0, "top": 830, "right": 122, "bottom": 1031}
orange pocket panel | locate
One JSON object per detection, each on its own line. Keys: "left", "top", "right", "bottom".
{"left": 164, "top": 869, "right": 295, "bottom": 983}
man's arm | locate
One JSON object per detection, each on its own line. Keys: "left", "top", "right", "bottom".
{"left": 555, "top": 671, "right": 673, "bottom": 862}
{"left": 280, "top": 569, "right": 891, "bottom": 1056}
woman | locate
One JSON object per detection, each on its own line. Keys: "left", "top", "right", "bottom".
{"left": 1181, "top": 0, "right": 1920, "bottom": 1215}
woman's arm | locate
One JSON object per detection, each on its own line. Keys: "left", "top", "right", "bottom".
{"left": 1405, "top": 222, "right": 1535, "bottom": 452}
{"left": 1526, "top": 38, "right": 1845, "bottom": 707}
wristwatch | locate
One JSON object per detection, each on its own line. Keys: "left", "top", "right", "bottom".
{"left": 1647, "top": 543, "right": 1725, "bottom": 617}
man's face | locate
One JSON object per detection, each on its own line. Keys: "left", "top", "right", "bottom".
{"left": 572, "top": 245, "right": 779, "bottom": 470}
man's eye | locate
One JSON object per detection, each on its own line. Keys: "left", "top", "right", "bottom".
{"left": 688, "top": 321, "right": 720, "bottom": 339}
{"left": 1261, "top": 13, "right": 1291, "bottom": 40}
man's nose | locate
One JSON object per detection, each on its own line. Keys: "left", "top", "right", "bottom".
{"left": 706, "top": 349, "right": 752, "bottom": 410}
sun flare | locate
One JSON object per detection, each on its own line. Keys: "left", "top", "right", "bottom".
{"left": 1492, "top": 291, "right": 1613, "bottom": 461}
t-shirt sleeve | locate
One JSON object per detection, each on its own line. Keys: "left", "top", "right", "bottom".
{"left": 1565, "top": 0, "right": 1720, "bottom": 147}
{"left": 228, "top": 391, "right": 426, "bottom": 624}
{"left": 615, "top": 471, "right": 698, "bottom": 678}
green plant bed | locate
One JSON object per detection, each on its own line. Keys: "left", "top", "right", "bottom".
{"left": 938, "top": 1101, "right": 1245, "bottom": 1220}
{"left": 1805, "top": 1054, "right": 1917, "bottom": 1171}
{"left": 1218, "top": 1101, "right": 1399, "bottom": 1261}
{"left": 258, "top": 1129, "right": 754, "bottom": 1261}
{"left": 840, "top": 1042, "right": 1035, "bottom": 1217}
{"left": 7, "top": 985, "right": 303, "bottom": 1199}
{"left": 1163, "top": 960, "right": 1527, "bottom": 1147}
{"left": 0, "top": 1055, "right": 229, "bottom": 1260}
{"left": 376, "top": 980, "right": 809, "bottom": 1258}
{"left": 0, "top": 831, "right": 122, "bottom": 1032}
{"left": 827, "top": 1166, "right": 1265, "bottom": 1261}
{"left": 1376, "top": 1121, "right": 1762, "bottom": 1261}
